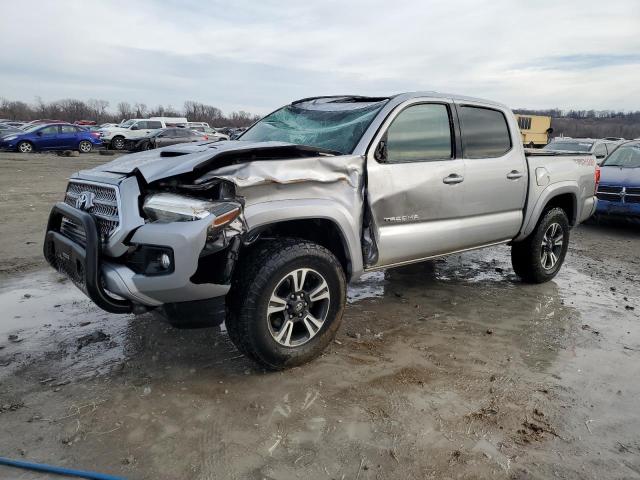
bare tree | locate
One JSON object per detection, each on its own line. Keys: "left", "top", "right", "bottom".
{"left": 0, "top": 96, "right": 262, "bottom": 128}
{"left": 116, "top": 102, "right": 132, "bottom": 121}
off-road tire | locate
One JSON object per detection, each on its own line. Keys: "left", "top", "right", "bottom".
{"left": 511, "top": 207, "right": 570, "bottom": 283}
{"left": 227, "top": 238, "right": 346, "bottom": 370}
{"left": 17, "top": 141, "right": 33, "bottom": 153}
{"left": 78, "top": 140, "right": 93, "bottom": 153}
{"left": 111, "top": 136, "right": 125, "bottom": 150}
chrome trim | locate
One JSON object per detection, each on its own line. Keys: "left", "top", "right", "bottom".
{"left": 62, "top": 179, "right": 123, "bottom": 246}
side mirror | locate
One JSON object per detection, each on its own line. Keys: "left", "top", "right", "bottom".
{"left": 37, "top": 131, "right": 43, "bottom": 136}
{"left": 130, "top": 125, "right": 139, "bottom": 131}
{"left": 157, "top": 134, "right": 165, "bottom": 138}
{"left": 374, "top": 139, "right": 388, "bottom": 162}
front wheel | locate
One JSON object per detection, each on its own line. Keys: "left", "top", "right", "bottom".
{"left": 511, "top": 207, "right": 570, "bottom": 283}
{"left": 227, "top": 239, "right": 346, "bottom": 370}
{"left": 78, "top": 140, "right": 93, "bottom": 153}
{"left": 17, "top": 141, "right": 33, "bottom": 153}
{"left": 111, "top": 136, "right": 125, "bottom": 150}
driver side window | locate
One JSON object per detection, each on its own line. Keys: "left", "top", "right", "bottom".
{"left": 40, "top": 126, "right": 59, "bottom": 135}
{"left": 383, "top": 103, "right": 453, "bottom": 163}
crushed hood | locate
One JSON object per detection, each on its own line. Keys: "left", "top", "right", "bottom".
{"left": 88, "top": 140, "right": 341, "bottom": 183}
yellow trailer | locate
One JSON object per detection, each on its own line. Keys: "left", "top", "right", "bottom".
{"left": 515, "top": 114, "right": 552, "bottom": 148}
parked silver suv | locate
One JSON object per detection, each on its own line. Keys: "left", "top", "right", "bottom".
{"left": 44, "top": 92, "right": 598, "bottom": 369}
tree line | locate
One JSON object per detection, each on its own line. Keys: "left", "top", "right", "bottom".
{"left": 0, "top": 97, "right": 261, "bottom": 128}
{"left": 514, "top": 108, "right": 640, "bottom": 139}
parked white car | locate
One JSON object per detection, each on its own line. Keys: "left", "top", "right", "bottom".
{"left": 100, "top": 118, "right": 186, "bottom": 150}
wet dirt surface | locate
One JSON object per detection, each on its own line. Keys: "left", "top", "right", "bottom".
{"left": 1, "top": 152, "right": 639, "bottom": 479}
{"left": 0, "top": 151, "right": 123, "bottom": 278}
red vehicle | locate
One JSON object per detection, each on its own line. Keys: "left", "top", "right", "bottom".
{"left": 24, "top": 119, "right": 68, "bottom": 126}
{"left": 74, "top": 120, "right": 97, "bottom": 126}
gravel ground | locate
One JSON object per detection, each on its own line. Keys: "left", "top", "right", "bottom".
{"left": 0, "top": 152, "right": 639, "bottom": 479}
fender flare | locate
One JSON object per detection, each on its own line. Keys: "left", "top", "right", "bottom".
{"left": 243, "top": 199, "right": 364, "bottom": 278}
{"left": 516, "top": 181, "right": 578, "bottom": 241}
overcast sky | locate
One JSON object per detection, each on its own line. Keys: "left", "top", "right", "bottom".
{"left": 1, "top": 0, "right": 639, "bottom": 114}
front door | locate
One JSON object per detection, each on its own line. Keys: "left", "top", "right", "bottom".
{"left": 36, "top": 125, "right": 61, "bottom": 149}
{"left": 366, "top": 100, "right": 467, "bottom": 268}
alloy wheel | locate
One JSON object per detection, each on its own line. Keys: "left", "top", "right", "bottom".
{"left": 540, "top": 222, "right": 564, "bottom": 270}
{"left": 267, "top": 268, "right": 331, "bottom": 347}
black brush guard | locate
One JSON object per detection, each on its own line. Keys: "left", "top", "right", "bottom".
{"left": 43, "top": 202, "right": 133, "bottom": 314}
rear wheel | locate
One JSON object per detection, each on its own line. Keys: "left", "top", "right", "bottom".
{"left": 78, "top": 140, "right": 92, "bottom": 153}
{"left": 111, "top": 136, "right": 125, "bottom": 150}
{"left": 511, "top": 207, "right": 570, "bottom": 283}
{"left": 17, "top": 141, "right": 33, "bottom": 153}
{"left": 227, "top": 239, "right": 346, "bottom": 370}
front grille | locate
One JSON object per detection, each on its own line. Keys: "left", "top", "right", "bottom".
{"left": 597, "top": 192, "right": 621, "bottom": 202}
{"left": 596, "top": 185, "right": 640, "bottom": 204}
{"left": 597, "top": 185, "right": 622, "bottom": 194}
{"left": 61, "top": 181, "right": 120, "bottom": 245}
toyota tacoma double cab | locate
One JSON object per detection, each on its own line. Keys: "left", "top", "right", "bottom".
{"left": 44, "top": 92, "right": 599, "bottom": 369}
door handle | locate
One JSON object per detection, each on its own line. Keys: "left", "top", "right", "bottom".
{"left": 443, "top": 174, "right": 464, "bottom": 185}
{"left": 507, "top": 170, "right": 523, "bottom": 180}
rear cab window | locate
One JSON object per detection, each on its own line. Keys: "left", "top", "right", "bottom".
{"left": 459, "top": 106, "right": 511, "bottom": 158}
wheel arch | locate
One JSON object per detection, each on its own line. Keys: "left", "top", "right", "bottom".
{"left": 516, "top": 182, "right": 578, "bottom": 241}
{"left": 242, "top": 199, "right": 364, "bottom": 279}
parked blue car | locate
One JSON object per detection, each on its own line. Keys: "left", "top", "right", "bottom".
{"left": 0, "top": 123, "right": 102, "bottom": 153}
{"left": 595, "top": 140, "right": 640, "bottom": 221}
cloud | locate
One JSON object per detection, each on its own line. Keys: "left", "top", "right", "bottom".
{"left": 524, "top": 54, "right": 640, "bottom": 71}
{"left": 0, "top": 0, "right": 639, "bottom": 112}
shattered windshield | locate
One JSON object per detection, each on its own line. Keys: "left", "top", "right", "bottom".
{"left": 602, "top": 144, "right": 640, "bottom": 168}
{"left": 239, "top": 97, "right": 389, "bottom": 154}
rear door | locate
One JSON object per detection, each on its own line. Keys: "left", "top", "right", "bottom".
{"left": 454, "top": 103, "right": 527, "bottom": 244}
{"left": 58, "top": 125, "right": 80, "bottom": 148}
{"left": 366, "top": 99, "right": 467, "bottom": 267}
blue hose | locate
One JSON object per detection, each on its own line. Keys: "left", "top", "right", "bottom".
{"left": 0, "top": 456, "right": 126, "bottom": 479}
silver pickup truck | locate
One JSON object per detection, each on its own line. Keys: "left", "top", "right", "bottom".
{"left": 44, "top": 92, "right": 599, "bottom": 369}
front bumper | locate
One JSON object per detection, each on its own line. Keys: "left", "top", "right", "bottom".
{"left": 44, "top": 201, "right": 235, "bottom": 314}
{"left": 596, "top": 198, "right": 640, "bottom": 218}
{"left": 43, "top": 202, "right": 133, "bottom": 313}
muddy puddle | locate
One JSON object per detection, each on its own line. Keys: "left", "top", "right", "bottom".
{"left": 0, "top": 226, "right": 639, "bottom": 479}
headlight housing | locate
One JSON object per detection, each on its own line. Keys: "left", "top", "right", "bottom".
{"left": 143, "top": 193, "right": 240, "bottom": 225}
{"left": 3, "top": 135, "right": 18, "bottom": 141}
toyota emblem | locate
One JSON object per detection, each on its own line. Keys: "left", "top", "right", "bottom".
{"left": 75, "top": 191, "right": 96, "bottom": 211}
